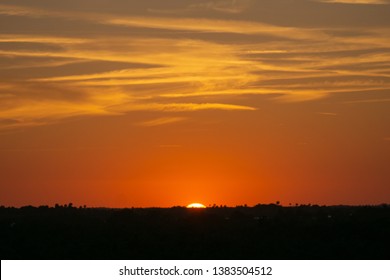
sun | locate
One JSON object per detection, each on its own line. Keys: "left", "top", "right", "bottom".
{"left": 187, "top": 203, "right": 206, "bottom": 208}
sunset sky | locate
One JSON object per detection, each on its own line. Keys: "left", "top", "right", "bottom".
{"left": 0, "top": 0, "right": 389, "bottom": 207}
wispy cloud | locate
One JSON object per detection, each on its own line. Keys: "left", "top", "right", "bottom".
{"left": 317, "top": 112, "right": 338, "bottom": 116}
{"left": 273, "top": 91, "right": 329, "bottom": 102}
{"left": 137, "top": 117, "right": 186, "bottom": 127}
{"left": 315, "top": 0, "right": 390, "bottom": 4}
{"left": 1, "top": 2, "right": 389, "bottom": 130}
{"left": 0, "top": 35, "right": 89, "bottom": 44}
{"left": 111, "top": 103, "right": 257, "bottom": 113}
{"left": 0, "top": 4, "right": 328, "bottom": 39}
{"left": 188, "top": 0, "right": 252, "bottom": 14}
{"left": 149, "top": 0, "right": 252, "bottom": 14}
{"left": 104, "top": 17, "right": 327, "bottom": 40}
{"left": 0, "top": 4, "right": 48, "bottom": 17}
{"left": 343, "top": 98, "right": 390, "bottom": 104}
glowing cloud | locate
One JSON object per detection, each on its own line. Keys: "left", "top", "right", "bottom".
{"left": 316, "top": 0, "right": 389, "bottom": 4}
{"left": 188, "top": 0, "right": 252, "bottom": 14}
{"left": 137, "top": 117, "right": 187, "bottom": 127}
{"left": 1, "top": 2, "right": 390, "bottom": 130}
{"left": 111, "top": 103, "right": 257, "bottom": 113}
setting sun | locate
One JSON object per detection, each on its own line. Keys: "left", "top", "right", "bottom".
{"left": 187, "top": 203, "right": 206, "bottom": 208}
{"left": 0, "top": 0, "right": 389, "bottom": 209}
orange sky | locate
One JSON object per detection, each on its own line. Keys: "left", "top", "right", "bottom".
{"left": 0, "top": 0, "right": 389, "bottom": 207}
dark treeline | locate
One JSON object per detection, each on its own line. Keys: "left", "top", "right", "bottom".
{"left": 1, "top": 204, "right": 389, "bottom": 259}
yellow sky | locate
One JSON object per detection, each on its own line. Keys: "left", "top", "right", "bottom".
{"left": 0, "top": 0, "right": 389, "bottom": 207}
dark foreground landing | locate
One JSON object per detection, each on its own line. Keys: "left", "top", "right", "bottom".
{"left": 1, "top": 204, "right": 389, "bottom": 259}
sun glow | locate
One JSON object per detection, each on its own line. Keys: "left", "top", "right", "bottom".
{"left": 186, "top": 203, "right": 206, "bottom": 208}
